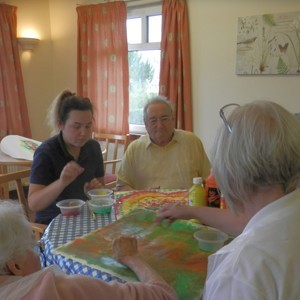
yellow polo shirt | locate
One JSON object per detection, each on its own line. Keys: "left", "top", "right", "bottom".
{"left": 117, "top": 129, "right": 211, "bottom": 190}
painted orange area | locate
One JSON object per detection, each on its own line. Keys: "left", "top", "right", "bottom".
{"left": 115, "top": 190, "right": 189, "bottom": 217}
{"left": 55, "top": 208, "right": 209, "bottom": 299}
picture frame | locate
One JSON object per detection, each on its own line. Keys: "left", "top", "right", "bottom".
{"left": 236, "top": 11, "right": 300, "bottom": 75}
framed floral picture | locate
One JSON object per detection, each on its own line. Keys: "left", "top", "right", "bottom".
{"left": 236, "top": 11, "right": 300, "bottom": 75}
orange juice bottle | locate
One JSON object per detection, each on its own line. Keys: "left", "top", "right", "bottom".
{"left": 205, "top": 169, "right": 221, "bottom": 208}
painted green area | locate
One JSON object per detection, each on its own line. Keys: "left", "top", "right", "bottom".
{"left": 94, "top": 206, "right": 112, "bottom": 214}
{"left": 55, "top": 209, "right": 209, "bottom": 300}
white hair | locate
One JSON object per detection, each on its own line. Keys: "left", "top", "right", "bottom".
{"left": 212, "top": 100, "right": 300, "bottom": 214}
{"left": 143, "top": 95, "right": 174, "bottom": 120}
{"left": 0, "top": 201, "right": 35, "bottom": 275}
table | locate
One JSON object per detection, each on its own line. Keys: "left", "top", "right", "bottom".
{"left": 41, "top": 191, "right": 211, "bottom": 299}
{"left": 40, "top": 203, "right": 123, "bottom": 282}
{"left": 0, "top": 147, "right": 32, "bottom": 167}
{"left": 42, "top": 190, "right": 210, "bottom": 300}
{"left": 52, "top": 207, "right": 209, "bottom": 299}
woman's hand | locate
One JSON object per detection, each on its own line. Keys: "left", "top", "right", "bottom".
{"left": 112, "top": 235, "right": 138, "bottom": 263}
{"left": 29, "top": 161, "right": 84, "bottom": 212}
{"left": 112, "top": 235, "right": 174, "bottom": 288}
{"left": 60, "top": 161, "right": 84, "bottom": 187}
{"left": 155, "top": 204, "right": 192, "bottom": 225}
{"left": 84, "top": 178, "right": 102, "bottom": 194}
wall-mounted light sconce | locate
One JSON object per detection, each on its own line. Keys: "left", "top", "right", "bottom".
{"left": 17, "top": 37, "right": 40, "bottom": 52}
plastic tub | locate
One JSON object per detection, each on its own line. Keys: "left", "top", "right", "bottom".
{"left": 88, "top": 198, "right": 115, "bottom": 215}
{"left": 87, "top": 188, "right": 113, "bottom": 199}
{"left": 194, "top": 228, "right": 228, "bottom": 253}
{"left": 56, "top": 199, "right": 85, "bottom": 217}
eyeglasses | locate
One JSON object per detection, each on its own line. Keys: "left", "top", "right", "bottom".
{"left": 147, "top": 115, "right": 171, "bottom": 125}
{"left": 219, "top": 103, "right": 240, "bottom": 133}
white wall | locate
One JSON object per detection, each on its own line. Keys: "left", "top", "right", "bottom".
{"left": 188, "top": 0, "right": 300, "bottom": 158}
{"left": 5, "top": 0, "right": 300, "bottom": 151}
{"left": 48, "top": 0, "right": 77, "bottom": 95}
{"left": 6, "top": 0, "right": 54, "bottom": 141}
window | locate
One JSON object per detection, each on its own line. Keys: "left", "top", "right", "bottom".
{"left": 127, "top": 5, "right": 162, "bottom": 133}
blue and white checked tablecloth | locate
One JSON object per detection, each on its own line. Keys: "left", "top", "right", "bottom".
{"left": 40, "top": 203, "right": 125, "bottom": 283}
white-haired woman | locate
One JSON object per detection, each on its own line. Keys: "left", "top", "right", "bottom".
{"left": 157, "top": 100, "right": 300, "bottom": 299}
{"left": 204, "top": 100, "right": 300, "bottom": 299}
{"left": 0, "top": 202, "right": 176, "bottom": 300}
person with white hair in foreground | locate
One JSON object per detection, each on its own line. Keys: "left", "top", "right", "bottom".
{"left": 157, "top": 100, "right": 300, "bottom": 299}
{"left": 0, "top": 201, "right": 176, "bottom": 300}
{"left": 204, "top": 101, "right": 300, "bottom": 299}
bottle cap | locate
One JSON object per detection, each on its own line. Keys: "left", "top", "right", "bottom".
{"left": 193, "top": 177, "right": 203, "bottom": 185}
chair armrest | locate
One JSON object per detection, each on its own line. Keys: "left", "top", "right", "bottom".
{"left": 104, "top": 159, "right": 122, "bottom": 165}
{"left": 31, "top": 222, "right": 47, "bottom": 241}
{"left": 31, "top": 222, "right": 47, "bottom": 233}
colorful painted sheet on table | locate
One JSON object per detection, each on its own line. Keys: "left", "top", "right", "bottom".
{"left": 0, "top": 135, "right": 41, "bottom": 160}
{"left": 54, "top": 208, "right": 209, "bottom": 300}
{"left": 114, "top": 190, "right": 189, "bottom": 217}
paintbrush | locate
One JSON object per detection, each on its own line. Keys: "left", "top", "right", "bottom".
{"left": 84, "top": 190, "right": 96, "bottom": 220}
{"left": 87, "top": 201, "right": 96, "bottom": 220}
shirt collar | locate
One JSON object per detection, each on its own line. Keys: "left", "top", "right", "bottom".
{"left": 242, "top": 188, "right": 300, "bottom": 235}
{"left": 212, "top": 188, "right": 300, "bottom": 260}
{"left": 145, "top": 129, "right": 179, "bottom": 149}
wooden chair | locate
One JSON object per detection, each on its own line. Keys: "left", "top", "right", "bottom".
{"left": 0, "top": 169, "right": 46, "bottom": 241}
{"left": 92, "top": 132, "right": 130, "bottom": 189}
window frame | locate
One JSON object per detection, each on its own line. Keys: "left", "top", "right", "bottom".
{"left": 127, "top": 5, "right": 162, "bottom": 134}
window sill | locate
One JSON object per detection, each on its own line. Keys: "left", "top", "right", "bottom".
{"left": 129, "top": 124, "right": 147, "bottom": 135}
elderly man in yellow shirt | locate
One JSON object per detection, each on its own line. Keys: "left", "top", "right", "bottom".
{"left": 117, "top": 96, "right": 211, "bottom": 190}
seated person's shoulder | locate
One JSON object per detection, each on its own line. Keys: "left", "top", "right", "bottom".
{"left": 35, "top": 135, "right": 58, "bottom": 153}
{"left": 86, "top": 138, "right": 101, "bottom": 149}
{"left": 129, "top": 135, "right": 147, "bottom": 148}
{"left": 175, "top": 129, "right": 201, "bottom": 142}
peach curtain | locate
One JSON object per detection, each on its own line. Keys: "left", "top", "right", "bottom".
{"left": 0, "top": 4, "right": 31, "bottom": 139}
{"left": 159, "top": 0, "right": 192, "bottom": 130}
{"left": 77, "top": 2, "right": 129, "bottom": 134}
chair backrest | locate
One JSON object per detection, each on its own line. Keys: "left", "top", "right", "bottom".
{"left": 92, "top": 132, "right": 130, "bottom": 174}
{"left": 0, "top": 169, "right": 46, "bottom": 240}
{"left": 92, "top": 132, "right": 131, "bottom": 189}
{"left": 0, "top": 169, "right": 31, "bottom": 219}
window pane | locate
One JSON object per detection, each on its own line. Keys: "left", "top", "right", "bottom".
{"left": 127, "top": 18, "right": 142, "bottom": 44}
{"left": 128, "top": 50, "right": 161, "bottom": 125}
{"left": 148, "top": 15, "right": 162, "bottom": 43}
